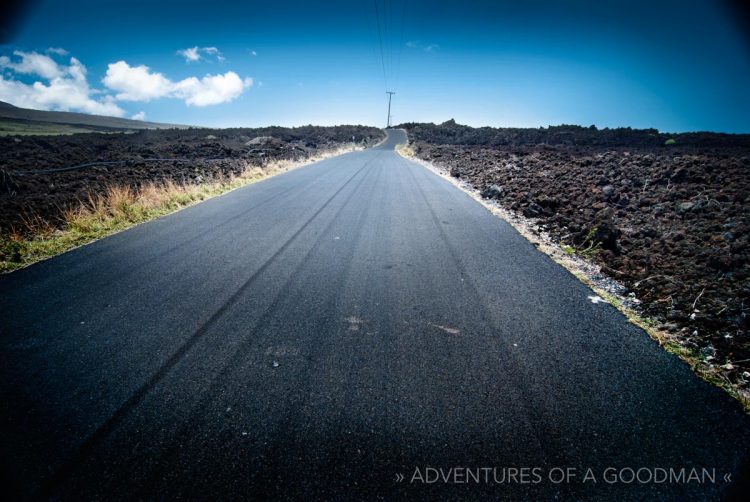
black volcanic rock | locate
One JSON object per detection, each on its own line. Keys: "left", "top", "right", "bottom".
{"left": 402, "top": 121, "right": 750, "bottom": 385}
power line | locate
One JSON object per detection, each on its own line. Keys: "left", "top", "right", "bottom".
{"left": 363, "top": 1, "right": 386, "bottom": 92}
{"left": 386, "top": 0, "right": 393, "bottom": 85}
{"left": 395, "top": 0, "right": 407, "bottom": 91}
{"left": 373, "top": 0, "right": 388, "bottom": 91}
{"left": 371, "top": 0, "right": 407, "bottom": 126}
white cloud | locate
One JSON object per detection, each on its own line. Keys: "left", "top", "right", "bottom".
{"left": 177, "top": 46, "right": 225, "bottom": 63}
{"left": 178, "top": 47, "right": 201, "bottom": 62}
{"left": 46, "top": 47, "right": 69, "bottom": 56}
{"left": 103, "top": 60, "right": 252, "bottom": 106}
{"left": 202, "top": 47, "right": 225, "bottom": 62}
{"left": 0, "top": 52, "right": 124, "bottom": 116}
{"left": 131, "top": 111, "right": 146, "bottom": 120}
{"left": 250, "top": 50, "right": 257, "bottom": 56}
{"left": 103, "top": 61, "right": 173, "bottom": 101}
{"left": 0, "top": 50, "right": 64, "bottom": 79}
{"left": 0, "top": 48, "right": 251, "bottom": 117}
{"left": 173, "top": 72, "right": 252, "bottom": 106}
{"left": 405, "top": 40, "right": 439, "bottom": 52}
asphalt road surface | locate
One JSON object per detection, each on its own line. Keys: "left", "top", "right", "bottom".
{"left": 1, "top": 130, "right": 748, "bottom": 500}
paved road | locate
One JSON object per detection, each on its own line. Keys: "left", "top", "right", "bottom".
{"left": 1, "top": 130, "right": 748, "bottom": 500}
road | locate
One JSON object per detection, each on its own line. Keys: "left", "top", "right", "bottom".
{"left": 1, "top": 129, "right": 748, "bottom": 500}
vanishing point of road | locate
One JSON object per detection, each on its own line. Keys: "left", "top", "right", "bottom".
{"left": 1, "top": 130, "right": 748, "bottom": 500}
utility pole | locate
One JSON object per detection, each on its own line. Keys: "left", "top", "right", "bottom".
{"left": 386, "top": 91, "right": 395, "bottom": 128}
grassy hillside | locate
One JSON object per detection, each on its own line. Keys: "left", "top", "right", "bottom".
{"left": 0, "top": 118, "right": 124, "bottom": 136}
{"left": 0, "top": 101, "right": 188, "bottom": 135}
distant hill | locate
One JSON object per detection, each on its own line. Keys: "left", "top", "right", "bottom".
{"left": 0, "top": 101, "right": 189, "bottom": 135}
{"left": 399, "top": 119, "right": 750, "bottom": 148}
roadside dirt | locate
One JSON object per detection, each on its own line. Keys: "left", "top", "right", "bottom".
{"left": 0, "top": 125, "right": 384, "bottom": 233}
{"left": 403, "top": 121, "right": 750, "bottom": 391}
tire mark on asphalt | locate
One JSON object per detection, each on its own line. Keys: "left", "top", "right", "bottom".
{"left": 130, "top": 152, "right": 384, "bottom": 496}
{"left": 41, "top": 150, "right": 384, "bottom": 497}
{"left": 404, "top": 158, "right": 564, "bottom": 470}
{"left": 301, "top": 157, "right": 412, "bottom": 482}
{"left": 39, "top": 153, "right": 351, "bottom": 284}
{"left": 240, "top": 160, "right": 385, "bottom": 488}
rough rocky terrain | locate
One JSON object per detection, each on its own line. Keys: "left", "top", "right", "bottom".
{"left": 0, "top": 125, "right": 383, "bottom": 232}
{"left": 402, "top": 120, "right": 750, "bottom": 393}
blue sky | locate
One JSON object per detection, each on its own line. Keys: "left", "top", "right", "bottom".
{"left": 1, "top": 0, "right": 749, "bottom": 131}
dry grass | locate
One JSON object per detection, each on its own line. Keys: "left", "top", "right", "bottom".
{"left": 395, "top": 143, "right": 416, "bottom": 158}
{"left": 1, "top": 147, "right": 357, "bottom": 273}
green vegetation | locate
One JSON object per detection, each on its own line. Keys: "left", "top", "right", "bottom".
{"left": 579, "top": 227, "right": 603, "bottom": 259}
{"left": 664, "top": 138, "right": 677, "bottom": 146}
{"left": 0, "top": 118, "right": 105, "bottom": 136}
